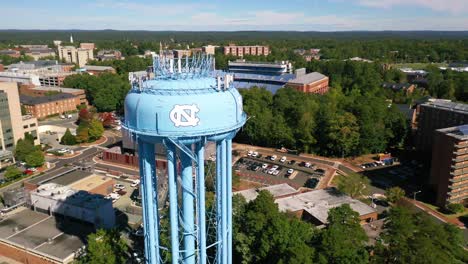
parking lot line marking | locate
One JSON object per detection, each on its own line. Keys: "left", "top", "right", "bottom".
{"left": 6, "top": 215, "right": 52, "bottom": 239}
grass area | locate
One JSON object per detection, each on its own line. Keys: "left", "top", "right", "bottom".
{"left": 331, "top": 173, "right": 343, "bottom": 186}
{"left": 392, "top": 62, "right": 448, "bottom": 70}
{"left": 419, "top": 201, "right": 468, "bottom": 219}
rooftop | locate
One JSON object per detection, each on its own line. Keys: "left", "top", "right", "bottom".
{"left": 287, "top": 72, "right": 327, "bottom": 85}
{"left": 0, "top": 208, "right": 93, "bottom": 262}
{"left": 275, "top": 188, "right": 376, "bottom": 225}
{"left": 31, "top": 86, "right": 84, "bottom": 94}
{"left": 422, "top": 99, "right": 468, "bottom": 114}
{"left": 234, "top": 183, "right": 298, "bottom": 202}
{"left": 69, "top": 174, "right": 113, "bottom": 192}
{"left": 20, "top": 93, "right": 76, "bottom": 105}
{"left": 82, "top": 65, "right": 115, "bottom": 71}
{"left": 436, "top": 124, "right": 468, "bottom": 140}
{"left": 32, "top": 183, "right": 109, "bottom": 210}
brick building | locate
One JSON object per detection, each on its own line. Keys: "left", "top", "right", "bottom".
{"left": 224, "top": 44, "right": 270, "bottom": 57}
{"left": 81, "top": 65, "right": 116, "bottom": 75}
{"left": 20, "top": 93, "right": 82, "bottom": 118}
{"left": 415, "top": 100, "right": 468, "bottom": 154}
{"left": 19, "top": 85, "right": 88, "bottom": 105}
{"left": 0, "top": 49, "right": 20, "bottom": 58}
{"left": 286, "top": 72, "right": 329, "bottom": 94}
{"left": 430, "top": 125, "right": 468, "bottom": 206}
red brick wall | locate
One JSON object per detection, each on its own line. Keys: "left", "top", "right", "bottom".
{"left": 0, "top": 241, "right": 59, "bottom": 264}
{"left": 102, "top": 151, "right": 167, "bottom": 170}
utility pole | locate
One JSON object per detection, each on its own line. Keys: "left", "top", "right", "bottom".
{"left": 413, "top": 190, "right": 421, "bottom": 201}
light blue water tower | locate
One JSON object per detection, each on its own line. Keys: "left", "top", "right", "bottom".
{"left": 123, "top": 55, "right": 246, "bottom": 264}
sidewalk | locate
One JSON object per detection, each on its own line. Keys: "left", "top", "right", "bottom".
{"left": 403, "top": 198, "right": 465, "bottom": 228}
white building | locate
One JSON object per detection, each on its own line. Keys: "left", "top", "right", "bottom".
{"left": 58, "top": 46, "right": 94, "bottom": 67}
{"left": 30, "top": 183, "right": 115, "bottom": 229}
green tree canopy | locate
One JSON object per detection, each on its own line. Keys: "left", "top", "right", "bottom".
{"left": 25, "top": 150, "right": 45, "bottom": 168}
{"left": 337, "top": 173, "right": 371, "bottom": 199}
{"left": 88, "top": 119, "right": 104, "bottom": 141}
{"left": 385, "top": 186, "right": 406, "bottom": 204}
{"left": 14, "top": 138, "right": 36, "bottom": 161}
{"left": 60, "top": 128, "right": 77, "bottom": 145}
{"left": 77, "top": 229, "right": 128, "bottom": 264}
{"left": 4, "top": 166, "right": 22, "bottom": 181}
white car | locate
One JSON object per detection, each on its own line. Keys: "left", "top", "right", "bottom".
{"left": 272, "top": 165, "right": 279, "bottom": 170}
{"left": 114, "top": 183, "right": 125, "bottom": 190}
{"left": 268, "top": 168, "right": 276, "bottom": 175}
{"left": 131, "top": 180, "right": 140, "bottom": 188}
{"left": 247, "top": 150, "right": 253, "bottom": 156}
{"left": 272, "top": 170, "right": 280, "bottom": 176}
{"left": 305, "top": 162, "right": 311, "bottom": 168}
{"left": 252, "top": 151, "right": 259, "bottom": 158}
{"left": 287, "top": 169, "right": 294, "bottom": 174}
{"left": 280, "top": 156, "right": 287, "bottom": 163}
{"left": 57, "top": 148, "right": 69, "bottom": 154}
{"left": 262, "top": 164, "right": 268, "bottom": 169}
{"left": 270, "top": 155, "right": 277, "bottom": 161}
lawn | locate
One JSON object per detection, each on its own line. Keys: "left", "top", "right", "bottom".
{"left": 420, "top": 201, "right": 468, "bottom": 219}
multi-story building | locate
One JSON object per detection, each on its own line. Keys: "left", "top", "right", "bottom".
{"left": 202, "top": 45, "right": 216, "bottom": 55}
{"left": 58, "top": 45, "right": 94, "bottom": 67}
{"left": 286, "top": 72, "right": 329, "bottom": 94}
{"left": 415, "top": 100, "right": 468, "bottom": 154}
{"left": 80, "top": 43, "right": 95, "bottom": 50}
{"left": 173, "top": 49, "right": 192, "bottom": 58}
{"left": 20, "top": 93, "right": 82, "bottom": 118}
{"left": 19, "top": 85, "right": 88, "bottom": 105}
{"left": 81, "top": 65, "right": 116, "bottom": 75}
{"left": 24, "top": 47, "right": 56, "bottom": 60}
{"left": 228, "top": 59, "right": 292, "bottom": 75}
{"left": 0, "top": 82, "right": 40, "bottom": 150}
{"left": 430, "top": 125, "right": 468, "bottom": 206}
{"left": 224, "top": 44, "right": 270, "bottom": 57}
{"left": 0, "top": 49, "right": 20, "bottom": 58}
{"left": 96, "top": 49, "right": 122, "bottom": 61}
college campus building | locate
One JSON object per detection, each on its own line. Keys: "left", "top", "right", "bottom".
{"left": 235, "top": 184, "right": 377, "bottom": 226}
{"left": 228, "top": 60, "right": 329, "bottom": 94}
{"left": 24, "top": 47, "right": 56, "bottom": 60}
{"left": 0, "top": 82, "right": 40, "bottom": 150}
{"left": 224, "top": 44, "right": 270, "bottom": 57}
{"left": 20, "top": 93, "right": 82, "bottom": 118}
{"left": 430, "top": 125, "right": 468, "bottom": 206}
{"left": 19, "top": 85, "right": 88, "bottom": 105}
{"left": 96, "top": 49, "right": 122, "bottom": 61}
{"left": 58, "top": 45, "right": 94, "bottom": 67}
{"left": 80, "top": 65, "right": 116, "bottom": 75}
{"left": 415, "top": 99, "right": 468, "bottom": 154}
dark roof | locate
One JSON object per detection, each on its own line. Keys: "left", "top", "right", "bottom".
{"left": 382, "top": 82, "right": 413, "bottom": 90}
{"left": 287, "top": 72, "right": 327, "bottom": 85}
{"left": 20, "top": 93, "right": 76, "bottom": 105}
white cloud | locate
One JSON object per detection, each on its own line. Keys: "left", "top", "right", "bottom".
{"left": 356, "top": 0, "right": 468, "bottom": 14}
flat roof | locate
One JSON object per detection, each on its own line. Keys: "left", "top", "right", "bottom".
{"left": 20, "top": 93, "right": 76, "bottom": 105}
{"left": 82, "top": 65, "right": 114, "bottom": 71}
{"left": 422, "top": 100, "right": 468, "bottom": 114}
{"left": 287, "top": 72, "right": 327, "bottom": 85}
{"left": 31, "top": 86, "right": 84, "bottom": 93}
{"left": 27, "top": 169, "right": 91, "bottom": 186}
{"left": 436, "top": 124, "right": 468, "bottom": 140}
{"left": 234, "top": 183, "right": 298, "bottom": 202}
{"left": 0, "top": 208, "right": 93, "bottom": 262}
{"left": 275, "top": 188, "right": 376, "bottom": 225}
{"left": 69, "top": 174, "right": 113, "bottom": 191}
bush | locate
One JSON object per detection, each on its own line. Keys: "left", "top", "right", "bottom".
{"left": 60, "top": 128, "right": 77, "bottom": 145}
{"left": 446, "top": 203, "right": 465, "bottom": 214}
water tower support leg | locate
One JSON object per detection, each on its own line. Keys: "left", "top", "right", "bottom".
{"left": 138, "top": 139, "right": 160, "bottom": 264}
{"left": 227, "top": 139, "right": 233, "bottom": 264}
{"left": 166, "top": 143, "right": 179, "bottom": 264}
{"left": 221, "top": 139, "right": 228, "bottom": 264}
{"left": 197, "top": 141, "right": 207, "bottom": 264}
{"left": 181, "top": 150, "right": 196, "bottom": 264}
{"left": 216, "top": 142, "right": 222, "bottom": 262}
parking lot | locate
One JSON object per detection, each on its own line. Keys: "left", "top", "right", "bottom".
{"left": 235, "top": 152, "right": 329, "bottom": 189}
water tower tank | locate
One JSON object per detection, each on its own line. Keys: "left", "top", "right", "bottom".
{"left": 123, "top": 55, "right": 246, "bottom": 264}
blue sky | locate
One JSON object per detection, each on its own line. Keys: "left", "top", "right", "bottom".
{"left": 2, "top": 0, "right": 467, "bottom": 31}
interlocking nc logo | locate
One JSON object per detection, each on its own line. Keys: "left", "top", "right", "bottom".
{"left": 170, "top": 104, "right": 200, "bottom": 127}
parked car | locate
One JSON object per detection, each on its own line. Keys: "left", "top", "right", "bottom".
{"left": 268, "top": 168, "right": 276, "bottom": 175}
{"left": 288, "top": 160, "right": 296, "bottom": 165}
{"left": 270, "top": 155, "right": 277, "bottom": 161}
{"left": 131, "top": 179, "right": 140, "bottom": 187}
{"left": 114, "top": 183, "right": 125, "bottom": 190}
{"left": 287, "top": 168, "right": 294, "bottom": 174}
{"left": 262, "top": 163, "right": 268, "bottom": 169}
{"left": 117, "top": 189, "right": 127, "bottom": 195}
{"left": 280, "top": 156, "right": 287, "bottom": 163}
{"left": 247, "top": 150, "right": 253, "bottom": 156}
{"left": 252, "top": 151, "right": 259, "bottom": 158}
{"left": 272, "top": 170, "right": 280, "bottom": 176}
{"left": 305, "top": 162, "right": 311, "bottom": 168}
{"left": 305, "top": 178, "right": 319, "bottom": 189}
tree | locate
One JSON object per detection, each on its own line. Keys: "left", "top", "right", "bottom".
{"left": 77, "top": 229, "right": 128, "bottom": 264}
{"left": 4, "top": 166, "right": 22, "bottom": 181}
{"left": 372, "top": 206, "right": 468, "bottom": 264}
{"left": 233, "top": 191, "right": 316, "bottom": 264}
{"left": 60, "top": 128, "right": 76, "bottom": 145}
{"left": 337, "top": 173, "right": 370, "bottom": 199}
{"left": 98, "top": 112, "right": 116, "bottom": 128}
{"left": 14, "top": 138, "right": 36, "bottom": 161}
{"left": 446, "top": 203, "right": 465, "bottom": 214}
{"left": 317, "top": 204, "right": 369, "bottom": 264}
{"left": 88, "top": 119, "right": 104, "bottom": 141}
{"left": 385, "top": 186, "right": 406, "bottom": 204}
{"left": 75, "top": 124, "right": 89, "bottom": 143}
{"left": 25, "top": 150, "right": 45, "bottom": 167}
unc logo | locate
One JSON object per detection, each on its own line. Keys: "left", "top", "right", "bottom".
{"left": 170, "top": 104, "right": 200, "bottom": 127}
